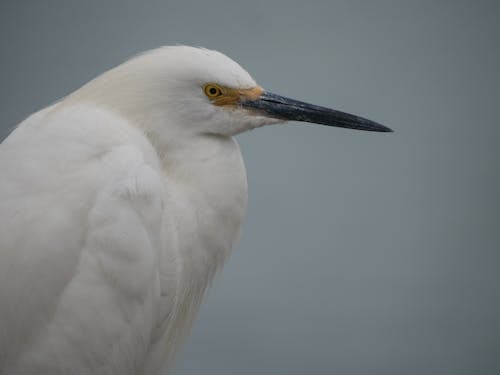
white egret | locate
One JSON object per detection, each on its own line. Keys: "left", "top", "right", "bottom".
{"left": 0, "top": 46, "right": 391, "bottom": 374}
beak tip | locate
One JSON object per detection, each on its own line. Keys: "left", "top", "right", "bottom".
{"left": 359, "top": 121, "right": 393, "bottom": 133}
{"left": 380, "top": 126, "right": 394, "bottom": 133}
{"left": 367, "top": 120, "right": 393, "bottom": 133}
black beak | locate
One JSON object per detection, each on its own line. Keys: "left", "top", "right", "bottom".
{"left": 242, "top": 91, "right": 392, "bottom": 132}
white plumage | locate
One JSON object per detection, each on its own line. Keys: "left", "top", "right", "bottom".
{"left": 0, "top": 46, "right": 390, "bottom": 374}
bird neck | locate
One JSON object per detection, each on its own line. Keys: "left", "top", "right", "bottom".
{"left": 159, "top": 134, "right": 248, "bottom": 287}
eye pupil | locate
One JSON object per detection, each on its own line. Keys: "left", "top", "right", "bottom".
{"left": 204, "top": 84, "right": 222, "bottom": 98}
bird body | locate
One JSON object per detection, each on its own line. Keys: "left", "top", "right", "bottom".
{"left": 0, "top": 46, "right": 390, "bottom": 374}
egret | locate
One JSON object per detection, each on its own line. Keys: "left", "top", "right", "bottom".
{"left": 0, "top": 46, "right": 391, "bottom": 374}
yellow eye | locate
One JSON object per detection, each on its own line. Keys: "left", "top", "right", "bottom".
{"left": 204, "top": 84, "right": 223, "bottom": 98}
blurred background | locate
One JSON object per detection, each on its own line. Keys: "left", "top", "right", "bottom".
{"left": 1, "top": 1, "right": 499, "bottom": 374}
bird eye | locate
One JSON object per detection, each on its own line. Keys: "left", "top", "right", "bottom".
{"left": 204, "top": 84, "right": 223, "bottom": 98}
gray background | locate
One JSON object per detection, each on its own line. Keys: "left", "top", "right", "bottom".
{"left": 1, "top": 1, "right": 499, "bottom": 374}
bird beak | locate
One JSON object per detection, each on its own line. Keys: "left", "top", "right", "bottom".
{"left": 241, "top": 91, "right": 392, "bottom": 132}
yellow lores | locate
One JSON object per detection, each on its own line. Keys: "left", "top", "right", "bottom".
{"left": 204, "top": 83, "right": 264, "bottom": 106}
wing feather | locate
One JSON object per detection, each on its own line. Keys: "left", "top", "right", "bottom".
{"left": 0, "top": 105, "right": 172, "bottom": 374}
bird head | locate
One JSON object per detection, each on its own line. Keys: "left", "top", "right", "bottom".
{"left": 74, "top": 46, "right": 391, "bottom": 140}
